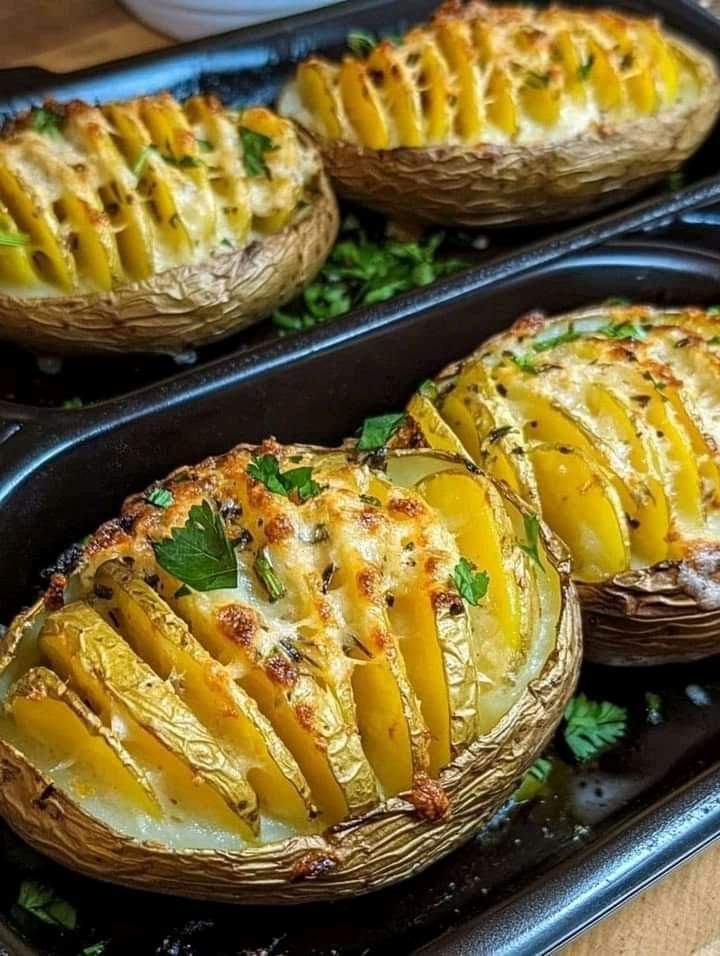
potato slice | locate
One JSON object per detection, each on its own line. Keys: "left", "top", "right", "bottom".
{"left": 6, "top": 667, "right": 160, "bottom": 816}
{"left": 366, "top": 42, "right": 424, "bottom": 147}
{"left": 339, "top": 59, "right": 390, "bottom": 149}
{"left": 40, "top": 603, "right": 259, "bottom": 837}
{"left": 434, "top": 18, "right": 484, "bottom": 141}
{"left": 93, "top": 559, "right": 317, "bottom": 831}
{"left": 296, "top": 60, "right": 344, "bottom": 140}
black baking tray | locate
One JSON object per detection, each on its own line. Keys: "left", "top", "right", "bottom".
{"left": 3, "top": 238, "right": 720, "bottom": 956}
{"left": 3, "top": 0, "right": 720, "bottom": 409}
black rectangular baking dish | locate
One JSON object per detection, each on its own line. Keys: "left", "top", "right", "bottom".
{"left": 3, "top": 236, "right": 720, "bottom": 956}
{"left": 3, "top": 0, "right": 720, "bottom": 410}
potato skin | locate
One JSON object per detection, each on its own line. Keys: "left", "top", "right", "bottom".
{"left": 314, "top": 75, "right": 720, "bottom": 228}
{"left": 0, "top": 171, "right": 338, "bottom": 355}
{"left": 0, "top": 449, "right": 581, "bottom": 903}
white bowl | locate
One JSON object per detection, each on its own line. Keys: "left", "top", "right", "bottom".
{"left": 122, "top": 0, "right": 338, "bottom": 41}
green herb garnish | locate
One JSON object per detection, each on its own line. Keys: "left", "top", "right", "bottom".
{"left": 519, "top": 513, "right": 543, "bottom": 571}
{"left": 145, "top": 487, "right": 174, "bottom": 509}
{"left": 247, "top": 454, "right": 322, "bottom": 502}
{"left": 596, "top": 321, "right": 646, "bottom": 341}
{"left": 254, "top": 547, "right": 286, "bottom": 602}
{"left": 514, "top": 756, "right": 553, "bottom": 803}
{"left": 357, "top": 412, "right": 406, "bottom": 450}
{"left": 452, "top": 557, "right": 489, "bottom": 606}
{"left": 82, "top": 944, "right": 108, "bottom": 956}
{"left": 272, "top": 218, "right": 467, "bottom": 332}
{"left": 511, "top": 353, "right": 539, "bottom": 375}
{"left": 532, "top": 326, "right": 581, "bottom": 352}
{"left": 0, "top": 230, "right": 29, "bottom": 247}
{"left": 360, "top": 494, "right": 382, "bottom": 508}
{"left": 643, "top": 371, "right": 666, "bottom": 392}
{"left": 577, "top": 54, "right": 595, "bottom": 81}
{"left": 239, "top": 127, "right": 276, "bottom": 178}
{"left": 667, "top": 170, "right": 685, "bottom": 192}
{"left": 347, "top": 29, "right": 378, "bottom": 56}
{"left": 61, "top": 397, "right": 83, "bottom": 410}
{"left": 708, "top": 335, "right": 720, "bottom": 345}
{"left": 563, "top": 693, "right": 627, "bottom": 762}
{"left": 645, "top": 691, "right": 663, "bottom": 725}
{"left": 162, "top": 153, "right": 203, "bottom": 168}
{"left": 16, "top": 880, "right": 76, "bottom": 929}
{"left": 418, "top": 378, "right": 439, "bottom": 401}
{"left": 131, "top": 144, "right": 159, "bottom": 178}
{"left": 30, "top": 106, "right": 63, "bottom": 137}
{"left": 152, "top": 500, "right": 237, "bottom": 591}
{"left": 196, "top": 138, "right": 213, "bottom": 152}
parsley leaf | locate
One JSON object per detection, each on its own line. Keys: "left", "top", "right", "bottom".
{"left": 519, "top": 513, "right": 544, "bottom": 571}
{"left": 61, "top": 397, "right": 83, "bottom": 410}
{"left": 514, "top": 756, "right": 552, "bottom": 803}
{"left": 82, "top": 944, "right": 108, "bottom": 956}
{"left": 667, "top": 170, "right": 685, "bottom": 192}
{"left": 596, "top": 321, "right": 646, "bottom": 341}
{"left": 532, "top": 326, "right": 581, "bottom": 352}
{"left": 452, "top": 557, "right": 489, "bottom": 606}
{"left": 247, "top": 454, "right": 322, "bottom": 502}
{"left": 196, "top": 138, "right": 213, "bottom": 152}
{"left": 131, "top": 144, "right": 159, "bottom": 178}
{"left": 577, "top": 54, "right": 595, "bottom": 81}
{"left": 511, "top": 353, "right": 538, "bottom": 375}
{"left": 645, "top": 691, "right": 663, "bottom": 725}
{"left": 254, "top": 547, "right": 286, "bottom": 602}
{"left": 563, "top": 693, "right": 627, "bottom": 762}
{"left": 17, "top": 880, "right": 77, "bottom": 929}
{"left": 358, "top": 412, "right": 406, "bottom": 450}
{"left": 709, "top": 335, "right": 720, "bottom": 346}
{"left": 418, "top": 379, "right": 439, "bottom": 402}
{"left": 30, "top": 106, "right": 63, "bottom": 137}
{"left": 152, "top": 500, "right": 237, "bottom": 591}
{"left": 0, "top": 230, "right": 29, "bottom": 247}
{"left": 145, "top": 487, "right": 174, "bottom": 509}
{"left": 239, "top": 127, "right": 276, "bottom": 178}
{"left": 347, "top": 29, "right": 378, "bottom": 56}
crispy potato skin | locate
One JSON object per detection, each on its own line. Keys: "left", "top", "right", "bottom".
{"left": 315, "top": 94, "right": 717, "bottom": 227}
{"left": 0, "top": 172, "right": 338, "bottom": 355}
{"left": 0, "top": 444, "right": 581, "bottom": 902}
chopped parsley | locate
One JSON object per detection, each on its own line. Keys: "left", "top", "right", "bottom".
{"left": 418, "top": 378, "right": 439, "bottom": 402}
{"left": 563, "top": 693, "right": 627, "bottom": 762}
{"left": 272, "top": 217, "right": 467, "bottom": 332}
{"left": 532, "top": 326, "right": 581, "bottom": 352}
{"left": 511, "top": 353, "right": 539, "bottom": 375}
{"left": 643, "top": 371, "right": 666, "bottom": 392}
{"left": 131, "top": 144, "right": 159, "bottom": 178}
{"left": 152, "top": 500, "right": 237, "bottom": 592}
{"left": 452, "top": 557, "right": 489, "bottom": 606}
{"left": 82, "top": 945, "right": 107, "bottom": 956}
{"left": 239, "top": 127, "right": 276, "bottom": 178}
{"left": 247, "top": 454, "right": 322, "bottom": 502}
{"left": 61, "top": 397, "right": 83, "bottom": 410}
{"left": 347, "top": 29, "right": 378, "bottom": 56}
{"left": 254, "top": 547, "right": 286, "bottom": 602}
{"left": 16, "top": 880, "right": 76, "bottom": 929}
{"left": 519, "top": 513, "right": 543, "bottom": 571}
{"left": 645, "top": 691, "right": 663, "bottom": 725}
{"left": 30, "top": 106, "right": 63, "bottom": 137}
{"left": 196, "top": 138, "right": 213, "bottom": 152}
{"left": 708, "top": 335, "right": 720, "bottom": 346}
{"left": 0, "top": 230, "right": 29, "bottom": 247}
{"left": 357, "top": 412, "right": 406, "bottom": 450}
{"left": 360, "top": 493, "right": 382, "bottom": 508}
{"left": 514, "top": 756, "right": 552, "bottom": 803}
{"left": 667, "top": 170, "right": 685, "bottom": 192}
{"left": 162, "top": 153, "right": 203, "bottom": 168}
{"left": 525, "top": 70, "right": 551, "bottom": 89}
{"left": 577, "top": 54, "right": 595, "bottom": 81}
{"left": 596, "top": 321, "right": 646, "bottom": 341}
{"left": 145, "top": 487, "right": 174, "bottom": 509}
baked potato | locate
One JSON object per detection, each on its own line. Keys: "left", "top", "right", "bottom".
{"left": 0, "top": 439, "right": 580, "bottom": 902}
{"left": 278, "top": 1, "right": 720, "bottom": 227}
{"left": 407, "top": 305, "right": 720, "bottom": 665}
{"left": 0, "top": 94, "right": 338, "bottom": 354}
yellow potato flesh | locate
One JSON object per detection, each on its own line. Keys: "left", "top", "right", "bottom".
{"left": 297, "top": 61, "right": 344, "bottom": 139}
{"left": 366, "top": 45, "right": 424, "bottom": 147}
{"left": 94, "top": 561, "right": 315, "bottom": 831}
{"left": 40, "top": 604, "right": 257, "bottom": 837}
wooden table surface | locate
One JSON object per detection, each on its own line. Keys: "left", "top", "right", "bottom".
{"left": 3, "top": 2, "right": 720, "bottom": 954}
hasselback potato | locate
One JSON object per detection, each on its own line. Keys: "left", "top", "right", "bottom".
{"left": 407, "top": 305, "right": 720, "bottom": 665}
{"left": 0, "top": 95, "right": 338, "bottom": 354}
{"left": 0, "top": 440, "right": 580, "bottom": 902}
{"left": 278, "top": 1, "right": 720, "bottom": 226}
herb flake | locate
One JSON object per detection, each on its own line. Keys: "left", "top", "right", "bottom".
{"left": 239, "top": 126, "right": 276, "bottom": 178}
{"left": 30, "top": 106, "right": 63, "bottom": 137}
{"left": 452, "top": 557, "right": 489, "bottom": 606}
{"left": 511, "top": 353, "right": 539, "bottom": 375}
{"left": 563, "top": 693, "right": 627, "bottom": 762}
{"left": 145, "top": 487, "right": 174, "bottom": 509}
{"left": 17, "top": 880, "right": 77, "bottom": 929}
{"left": 597, "top": 321, "right": 646, "bottom": 341}
{"left": 0, "top": 230, "right": 29, "bottom": 247}
{"left": 532, "top": 326, "right": 581, "bottom": 352}
{"left": 347, "top": 29, "right": 378, "bottom": 56}
{"left": 152, "top": 500, "right": 237, "bottom": 591}
{"left": 577, "top": 54, "right": 595, "bottom": 81}
{"left": 247, "top": 454, "right": 322, "bottom": 502}
{"left": 358, "top": 412, "right": 406, "bottom": 450}
{"left": 519, "top": 513, "right": 543, "bottom": 571}
{"left": 254, "top": 548, "right": 286, "bottom": 602}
